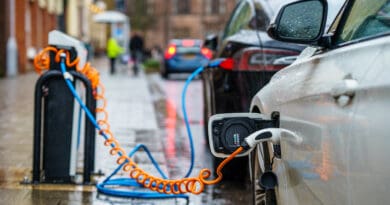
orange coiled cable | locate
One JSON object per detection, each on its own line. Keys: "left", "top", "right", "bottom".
{"left": 33, "top": 46, "right": 58, "bottom": 74}
{"left": 33, "top": 47, "right": 242, "bottom": 195}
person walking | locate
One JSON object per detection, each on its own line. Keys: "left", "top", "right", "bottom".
{"left": 129, "top": 32, "right": 144, "bottom": 76}
{"left": 107, "top": 37, "right": 124, "bottom": 75}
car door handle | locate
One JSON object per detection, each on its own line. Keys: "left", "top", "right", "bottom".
{"left": 331, "top": 77, "right": 358, "bottom": 106}
{"left": 331, "top": 78, "right": 358, "bottom": 98}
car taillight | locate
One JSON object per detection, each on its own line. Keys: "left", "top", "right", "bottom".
{"left": 220, "top": 58, "right": 235, "bottom": 70}
{"left": 164, "top": 45, "right": 176, "bottom": 59}
{"left": 201, "top": 47, "right": 213, "bottom": 59}
{"left": 233, "top": 47, "right": 300, "bottom": 71}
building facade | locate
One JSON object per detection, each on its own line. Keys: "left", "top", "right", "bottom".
{"left": 126, "top": 0, "right": 238, "bottom": 49}
{"left": 0, "top": 0, "right": 107, "bottom": 77}
{"left": 0, "top": 0, "right": 60, "bottom": 77}
{"left": 0, "top": 0, "right": 239, "bottom": 77}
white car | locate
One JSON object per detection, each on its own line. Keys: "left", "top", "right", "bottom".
{"left": 249, "top": 0, "right": 390, "bottom": 204}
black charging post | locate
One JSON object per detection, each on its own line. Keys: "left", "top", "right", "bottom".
{"left": 32, "top": 46, "right": 96, "bottom": 184}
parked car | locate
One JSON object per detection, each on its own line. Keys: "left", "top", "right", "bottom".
{"left": 202, "top": 0, "right": 305, "bottom": 180}
{"left": 250, "top": 0, "right": 390, "bottom": 204}
{"left": 161, "top": 39, "right": 212, "bottom": 78}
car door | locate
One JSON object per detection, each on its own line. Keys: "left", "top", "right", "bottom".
{"left": 258, "top": 0, "right": 390, "bottom": 204}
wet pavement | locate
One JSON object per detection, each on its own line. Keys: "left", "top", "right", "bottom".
{"left": 0, "top": 57, "right": 250, "bottom": 204}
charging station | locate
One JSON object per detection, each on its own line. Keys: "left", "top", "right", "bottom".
{"left": 32, "top": 31, "right": 96, "bottom": 184}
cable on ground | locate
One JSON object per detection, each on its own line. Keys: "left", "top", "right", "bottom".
{"left": 33, "top": 48, "right": 240, "bottom": 196}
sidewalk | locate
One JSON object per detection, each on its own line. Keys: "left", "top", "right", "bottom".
{"left": 93, "top": 57, "right": 165, "bottom": 176}
{"left": 0, "top": 57, "right": 183, "bottom": 204}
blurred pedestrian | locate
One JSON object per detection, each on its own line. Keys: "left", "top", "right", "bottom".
{"left": 107, "top": 37, "right": 124, "bottom": 74}
{"left": 129, "top": 32, "right": 144, "bottom": 76}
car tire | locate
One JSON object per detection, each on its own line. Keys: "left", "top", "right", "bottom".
{"left": 161, "top": 69, "right": 169, "bottom": 79}
{"left": 251, "top": 145, "right": 277, "bottom": 205}
{"left": 161, "top": 63, "right": 170, "bottom": 79}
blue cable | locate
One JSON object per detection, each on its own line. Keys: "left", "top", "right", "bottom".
{"left": 59, "top": 57, "right": 186, "bottom": 199}
{"left": 96, "top": 144, "right": 188, "bottom": 199}
{"left": 60, "top": 55, "right": 222, "bottom": 199}
{"left": 181, "top": 66, "right": 204, "bottom": 178}
{"left": 181, "top": 59, "right": 223, "bottom": 178}
{"left": 181, "top": 58, "right": 223, "bottom": 178}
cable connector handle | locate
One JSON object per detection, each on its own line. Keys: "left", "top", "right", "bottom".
{"left": 207, "top": 58, "right": 224, "bottom": 68}
{"left": 243, "top": 128, "right": 302, "bottom": 148}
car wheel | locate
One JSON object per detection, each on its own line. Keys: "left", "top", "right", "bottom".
{"left": 161, "top": 69, "right": 169, "bottom": 79}
{"left": 251, "top": 145, "right": 277, "bottom": 205}
{"left": 161, "top": 63, "right": 169, "bottom": 79}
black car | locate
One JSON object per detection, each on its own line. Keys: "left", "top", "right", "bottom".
{"left": 202, "top": 0, "right": 304, "bottom": 180}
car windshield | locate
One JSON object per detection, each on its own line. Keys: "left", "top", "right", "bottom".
{"left": 336, "top": 0, "right": 390, "bottom": 43}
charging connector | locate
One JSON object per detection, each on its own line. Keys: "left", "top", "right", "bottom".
{"left": 242, "top": 128, "right": 302, "bottom": 150}
{"left": 207, "top": 58, "right": 224, "bottom": 68}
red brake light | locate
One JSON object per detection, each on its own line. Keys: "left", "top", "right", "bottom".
{"left": 220, "top": 58, "right": 235, "bottom": 70}
{"left": 164, "top": 45, "right": 176, "bottom": 59}
{"left": 201, "top": 47, "right": 213, "bottom": 59}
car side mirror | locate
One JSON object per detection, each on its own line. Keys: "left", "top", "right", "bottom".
{"left": 267, "top": 0, "right": 328, "bottom": 45}
{"left": 208, "top": 113, "right": 275, "bottom": 158}
{"left": 203, "top": 34, "right": 218, "bottom": 52}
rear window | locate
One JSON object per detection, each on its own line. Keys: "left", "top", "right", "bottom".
{"left": 222, "top": 1, "right": 252, "bottom": 40}
{"left": 176, "top": 46, "right": 201, "bottom": 54}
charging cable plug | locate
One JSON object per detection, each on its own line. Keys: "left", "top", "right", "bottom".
{"left": 60, "top": 53, "right": 74, "bottom": 81}
{"left": 207, "top": 58, "right": 224, "bottom": 68}
{"left": 241, "top": 128, "right": 302, "bottom": 151}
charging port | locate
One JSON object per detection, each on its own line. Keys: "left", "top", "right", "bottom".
{"left": 208, "top": 113, "right": 277, "bottom": 158}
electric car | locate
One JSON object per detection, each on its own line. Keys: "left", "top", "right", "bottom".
{"left": 161, "top": 39, "right": 212, "bottom": 79}
{"left": 249, "top": 0, "right": 390, "bottom": 204}
{"left": 202, "top": 0, "right": 304, "bottom": 180}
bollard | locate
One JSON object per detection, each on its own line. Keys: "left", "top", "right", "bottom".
{"left": 32, "top": 45, "right": 96, "bottom": 184}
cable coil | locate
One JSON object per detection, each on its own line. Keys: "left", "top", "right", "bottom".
{"left": 33, "top": 47, "right": 242, "bottom": 195}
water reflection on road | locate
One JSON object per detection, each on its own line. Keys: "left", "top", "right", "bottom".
{"left": 0, "top": 69, "right": 250, "bottom": 205}
{"left": 149, "top": 73, "right": 251, "bottom": 205}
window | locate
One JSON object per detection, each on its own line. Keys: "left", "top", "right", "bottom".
{"left": 147, "top": 0, "right": 154, "bottom": 15}
{"left": 174, "top": 0, "right": 190, "bottom": 14}
{"left": 205, "top": 0, "right": 226, "bottom": 15}
{"left": 252, "top": 1, "right": 270, "bottom": 31}
{"left": 221, "top": 1, "right": 252, "bottom": 40}
{"left": 336, "top": 0, "right": 390, "bottom": 44}
{"left": 173, "top": 28, "right": 190, "bottom": 38}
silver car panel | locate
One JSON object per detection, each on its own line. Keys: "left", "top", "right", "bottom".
{"left": 251, "top": 35, "right": 390, "bottom": 204}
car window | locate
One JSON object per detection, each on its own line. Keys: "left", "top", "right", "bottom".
{"left": 335, "top": 0, "right": 390, "bottom": 44}
{"left": 222, "top": 1, "right": 253, "bottom": 40}
{"left": 177, "top": 46, "right": 201, "bottom": 54}
{"left": 252, "top": 2, "right": 270, "bottom": 31}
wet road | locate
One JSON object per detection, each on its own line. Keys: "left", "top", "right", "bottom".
{"left": 148, "top": 73, "right": 251, "bottom": 205}
{"left": 0, "top": 58, "right": 250, "bottom": 205}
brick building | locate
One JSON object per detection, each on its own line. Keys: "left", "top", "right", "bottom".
{"left": 126, "top": 0, "right": 238, "bottom": 49}
{"left": 0, "top": 0, "right": 106, "bottom": 78}
{"left": 0, "top": 0, "right": 60, "bottom": 77}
